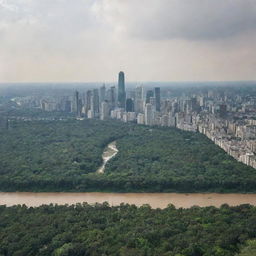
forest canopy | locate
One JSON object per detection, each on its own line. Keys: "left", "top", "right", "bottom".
{"left": 0, "top": 203, "right": 256, "bottom": 256}
{"left": 0, "top": 119, "right": 255, "bottom": 192}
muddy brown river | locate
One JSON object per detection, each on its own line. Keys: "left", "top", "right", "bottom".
{"left": 1, "top": 192, "right": 256, "bottom": 208}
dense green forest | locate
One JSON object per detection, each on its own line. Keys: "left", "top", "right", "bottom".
{"left": 237, "top": 240, "right": 256, "bottom": 256}
{"left": 0, "top": 203, "right": 256, "bottom": 256}
{"left": 0, "top": 119, "right": 256, "bottom": 192}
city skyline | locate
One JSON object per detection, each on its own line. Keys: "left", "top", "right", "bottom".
{"left": 7, "top": 73, "right": 256, "bottom": 170}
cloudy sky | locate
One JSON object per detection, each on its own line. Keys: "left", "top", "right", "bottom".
{"left": 1, "top": 0, "right": 256, "bottom": 82}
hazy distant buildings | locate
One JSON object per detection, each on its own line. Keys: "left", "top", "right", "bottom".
{"left": 85, "top": 90, "right": 92, "bottom": 115}
{"left": 146, "top": 90, "right": 154, "bottom": 104}
{"left": 135, "top": 85, "right": 143, "bottom": 100}
{"left": 74, "top": 91, "right": 82, "bottom": 117}
{"left": 219, "top": 104, "right": 227, "bottom": 118}
{"left": 149, "top": 97, "right": 156, "bottom": 111}
{"left": 134, "top": 99, "right": 144, "bottom": 113}
{"left": 99, "top": 84, "right": 106, "bottom": 104}
{"left": 41, "top": 100, "right": 58, "bottom": 112}
{"left": 125, "top": 98, "right": 134, "bottom": 112}
{"left": 118, "top": 71, "right": 126, "bottom": 108}
{"left": 107, "top": 86, "right": 116, "bottom": 110}
{"left": 92, "top": 89, "right": 100, "bottom": 117}
{"left": 22, "top": 74, "right": 256, "bottom": 170}
{"left": 64, "top": 100, "right": 72, "bottom": 113}
{"left": 145, "top": 103, "right": 154, "bottom": 126}
{"left": 100, "top": 101, "right": 109, "bottom": 120}
{"left": 134, "top": 86, "right": 144, "bottom": 113}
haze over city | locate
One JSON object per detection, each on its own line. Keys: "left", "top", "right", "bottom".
{"left": 1, "top": 0, "right": 256, "bottom": 83}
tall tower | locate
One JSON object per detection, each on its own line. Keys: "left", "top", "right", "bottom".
{"left": 100, "top": 101, "right": 110, "bottom": 120}
{"left": 118, "top": 71, "right": 126, "bottom": 108}
{"left": 92, "top": 89, "right": 100, "bottom": 117}
{"left": 154, "top": 87, "right": 161, "bottom": 112}
{"left": 145, "top": 103, "right": 154, "bottom": 126}
{"left": 85, "top": 90, "right": 92, "bottom": 115}
{"left": 99, "top": 84, "right": 106, "bottom": 104}
{"left": 74, "top": 91, "right": 81, "bottom": 117}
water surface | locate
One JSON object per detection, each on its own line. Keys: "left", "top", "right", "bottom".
{"left": 1, "top": 192, "right": 256, "bottom": 208}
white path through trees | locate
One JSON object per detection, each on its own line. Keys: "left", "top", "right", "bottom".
{"left": 97, "top": 141, "right": 118, "bottom": 174}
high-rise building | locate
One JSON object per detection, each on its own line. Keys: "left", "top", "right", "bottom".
{"left": 134, "top": 85, "right": 144, "bottom": 113}
{"left": 99, "top": 84, "right": 106, "bottom": 104}
{"left": 146, "top": 90, "right": 154, "bottom": 104}
{"left": 154, "top": 87, "right": 161, "bottom": 112}
{"left": 149, "top": 97, "right": 156, "bottom": 111}
{"left": 135, "top": 85, "right": 143, "bottom": 100}
{"left": 107, "top": 86, "right": 116, "bottom": 110}
{"left": 100, "top": 101, "right": 109, "bottom": 120}
{"left": 118, "top": 71, "right": 126, "bottom": 108}
{"left": 134, "top": 99, "right": 144, "bottom": 113}
{"left": 64, "top": 100, "right": 72, "bottom": 113}
{"left": 72, "top": 91, "right": 80, "bottom": 115}
{"left": 125, "top": 98, "right": 134, "bottom": 112}
{"left": 145, "top": 103, "right": 154, "bottom": 126}
{"left": 92, "top": 89, "right": 100, "bottom": 117}
{"left": 85, "top": 90, "right": 92, "bottom": 115}
{"left": 72, "top": 91, "right": 82, "bottom": 117}
{"left": 77, "top": 98, "right": 82, "bottom": 117}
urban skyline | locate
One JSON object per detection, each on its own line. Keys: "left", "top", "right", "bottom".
{"left": 8, "top": 71, "right": 256, "bottom": 170}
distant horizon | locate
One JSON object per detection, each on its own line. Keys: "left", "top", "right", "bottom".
{"left": 1, "top": 80, "right": 256, "bottom": 85}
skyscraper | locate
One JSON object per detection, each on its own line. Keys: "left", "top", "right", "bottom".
{"left": 100, "top": 101, "right": 110, "bottom": 120}
{"left": 135, "top": 85, "right": 143, "bottom": 100}
{"left": 125, "top": 98, "right": 134, "bottom": 112}
{"left": 146, "top": 90, "right": 154, "bottom": 104}
{"left": 150, "top": 97, "right": 156, "bottom": 111}
{"left": 73, "top": 91, "right": 81, "bottom": 117}
{"left": 85, "top": 90, "right": 92, "bottom": 115}
{"left": 145, "top": 103, "right": 154, "bottom": 126}
{"left": 154, "top": 87, "right": 161, "bottom": 112}
{"left": 107, "top": 86, "right": 116, "bottom": 110}
{"left": 134, "top": 85, "right": 144, "bottom": 113}
{"left": 99, "top": 84, "right": 106, "bottom": 104}
{"left": 118, "top": 71, "right": 126, "bottom": 108}
{"left": 92, "top": 89, "right": 100, "bottom": 117}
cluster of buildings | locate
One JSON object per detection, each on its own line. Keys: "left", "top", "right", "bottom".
{"left": 37, "top": 72, "right": 162, "bottom": 125}
{"left": 9, "top": 73, "right": 256, "bottom": 169}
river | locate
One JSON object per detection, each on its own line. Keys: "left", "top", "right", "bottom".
{"left": 1, "top": 192, "right": 256, "bottom": 208}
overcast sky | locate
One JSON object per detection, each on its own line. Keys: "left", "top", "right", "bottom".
{"left": 1, "top": 0, "right": 256, "bottom": 83}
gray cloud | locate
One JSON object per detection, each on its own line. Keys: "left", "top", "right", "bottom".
{"left": 0, "top": 0, "right": 256, "bottom": 82}
{"left": 95, "top": 0, "right": 256, "bottom": 40}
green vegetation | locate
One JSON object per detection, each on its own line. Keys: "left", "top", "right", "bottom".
{"left": 0, "top": 203, "right": 256, "bottom": 256}
{"left": 236, "top": 240, "right": 256, "bottom": 256}
{"left": 0, "top": 119, "right": 256, "bottom": 192}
